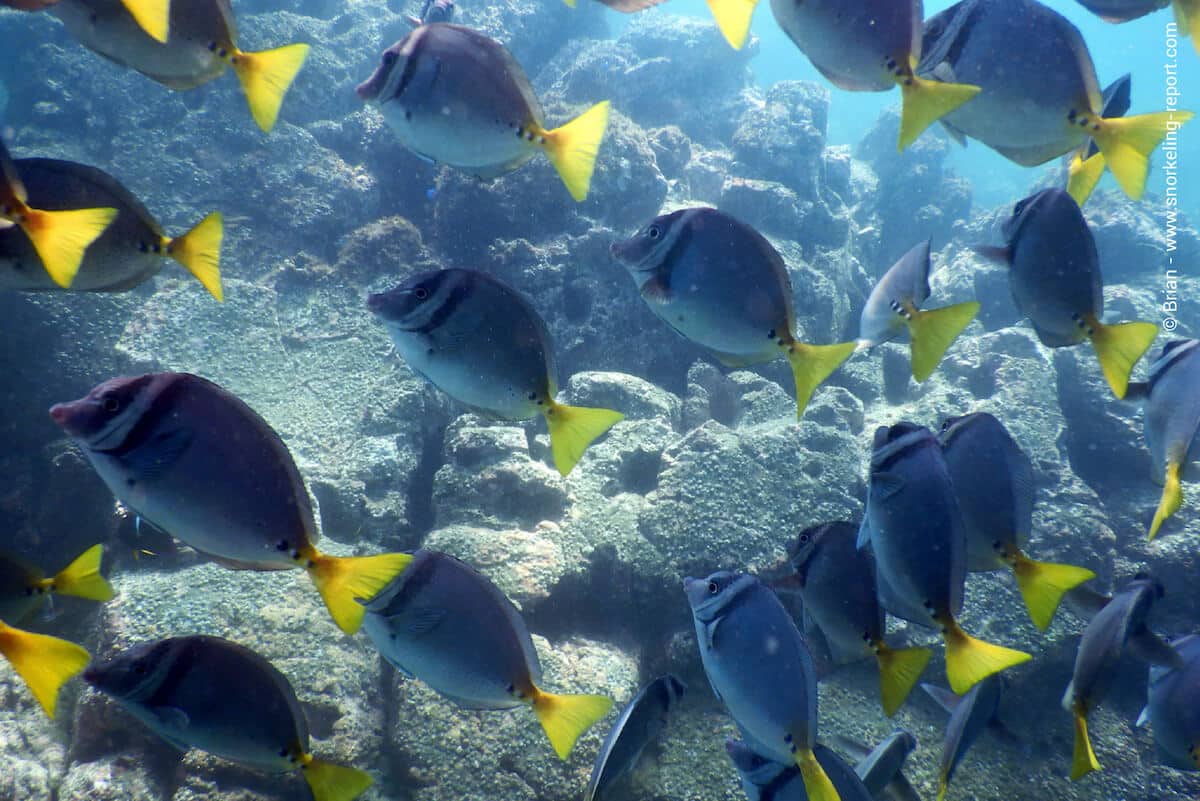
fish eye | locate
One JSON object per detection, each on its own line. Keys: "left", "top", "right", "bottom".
{"left": 707, "top": 580, "right": 718, "bottom": 594}
{"left": 647, "top": 225, "right": 662, "bottom": 240}
{"left": 414, "top": 287, "right": 430, "bottom": 300}
{"left": 383, "top": 51, "right": 398, "bottom": 67}
{"left": 798, "top": 533, "right": 810, "bottom": 544}
{"left": 1012, "top": 199, "right": 1028, "bottom": 217}
{"left": 102, "top": 396, "right": 120, "bottom": 413}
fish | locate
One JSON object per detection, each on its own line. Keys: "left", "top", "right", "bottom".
{"left": 83, "top": 635, "right": 373, "bottom": 801}
{"left": 725, "top": 740, "right": 873, "bottom": 801}
{"left": 1125, "top": 340, "right": 1200, "bottom": 540}
{"left": 48, "top": 372, "right": 412, "bottom": 635}
{"left": 859, "top": 422, "right": 1031, "bottom": 695}
{"left": 0, "top": 0, "right": 168, "bottom": 41}
{"left": 584, "top": 674, "right": 685, "bottom": 800}
{"left": 0, "top": 154, "right": 223, "bottom": 299}
{"left": 937, "top": 412, "right": 1095, "bottom": 631}
{"left": 404, "top": 0, "right": 454, "bottom": 26}
{"left": 1066, "top": 74, "right": 1132, "bottom": 206}
{"left": 841, "top": 730, "right": 921, "bottom": 801}
{"left": 921, "top": 676, "right": 1003, "bottom": 801}
{"left": 0, "top": 544, "right": 114, "bottom": 625}
{"left": 684, "top": 571, "right": 841, "bottom": 801}
{"left": 1062, "top": 576, "right": 1182, "bottom": 780}
{"left": 856, "top": 240, "right": 980, "bottom": 382}
{"left": 367, "top": 269, "right": 623, "bottom": 476}
{"left": 973, "top": 188, "right": 1158, "bottom": 400}
{"left": 0, "top": 137, "right": 117, "bottom": 289}
{"left": 356, "top": 24, "right": 610, "bottom": 202}
{"left": 918, "top": 0, "right": 1192, "bottom": 200}
{"left": 0, "top": 620, "right": 90, "bottom": 718}
{"left": 1141, "top": 634, "right": 1200, "bottom": 770}
{"left": 1072, "top": 0, "right": 1199, "bottom": 55}
{"left": 766, "top": 0, "right": 981, "bottom": 150}
{"left": 360, "top": 549, "right": 613, "bottom": 760}
{"left": 610, "top": 208, "right": 855, "bottom": 418}
{"left": 49, "top": 0, "right": 310, "bottom": 132}
{"left": 781, "top": 521, "right": 931, "bottom": 716}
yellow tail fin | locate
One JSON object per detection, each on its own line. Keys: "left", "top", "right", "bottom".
{"left": 1070, "top": 707, "right": 1101, "bottom": 780}
{"left": 543, "top": 401, "right": 624, "bottom": 477}
{"left": 1149, "top": 460, "right": 1183, "bottom": 541}
{"left": 165, "top": 211, "right": 224, "bottom": 301}
{"left": 305, "top": 549, "right": 413, "bottom": 634}
{"left": 531, "top": 687, "right": 613, "bottom": 759}
{"left": 20, "top": 205, "right": 118, "bottom": 288}
{"left": 46, "top": 544, "right": 114, "bottom": 602}
{"left": 705, "top": 0, "right": 758, "bottom": 50}
{"left": 301, "top": 755, "right": 374, "bottom": 801}
{"left": 1176, "top": 0, "right": 1200, "bottom": 48}
{"left": 540, "top": 101, "right": 611, "bottom": 202}
{"left": 875, "top": 643, "right": 932, "bottom": 717}
{"left": 784, "top": 340, "right": 856, "bottom": 419}
{"left": 1091, "top": 110, "right": 1194, "bottom": 200}
{"left": 0, "top": 621, "right": 89, "bottom": 718}
{"left": 1086, "top": 317, "right": 1158, "bottom": 399}
{"left": 897, "top": 72, "right": 981, "bottom": 151}
{"left": 120, "top": 0, "right": 170, "bottom": 43}
{"left": 906, "top": 301, "right": 980, "bottom": 382}
{"left": 942, "top": 618, "right": 1031, "bottom": 695}
{"left": 795, "top": 747, "right": 841, "bottom": 801}
{"left": 230, "top": 43, "right": 310, "bottom": 132}
{"left": 936, "top": 773, "right": 949, "bottom": 801}
{"left": 1067, "top": 149, "right": 1106, "bottom": 207}
{"left": 561, "top": 0, "right": 576, "bottom": 7}
{"left": 1009, "top": 552, "right": 1095, "bottom": 631}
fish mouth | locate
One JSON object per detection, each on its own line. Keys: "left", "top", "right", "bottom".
{"left": 366, "top": 292, "right": 386, "bottom": 314}
{"left": 48, "top": 403, "right": 70, "bottom": 427}
{"left": 80, "top": 663, "right": 102, "bottom": 686}
{"left": 355, "top": 80, "right": 378, "bottom": 102}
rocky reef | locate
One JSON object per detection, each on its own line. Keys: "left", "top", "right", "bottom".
{"left": 2, "top": 2, "right": 1200, "bottom": 801}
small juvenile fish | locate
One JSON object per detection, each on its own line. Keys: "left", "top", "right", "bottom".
{"left": 857, "top": 240, "right": 980, "bottom": 382}
{"left": 404, "top": 0, "right": 455, "bottom": 26}
{"left": 611, "top": 208, "right": 855, "bottom": 418}
{"left": 725, "top": 741, "right": 873, "bottom": 801}
{"left": 0, "top": 544, "right": 114, "bottom": 625}
{"left": 685, "top": 571, "right": 841, "bottom": 801}
{"left": 49, "top": 372, "right": 412, "bottom": 635}
{"left": 368, "top": 269, "right": 623, "bottom": 476}
{"left": 0, "top": 0, "right": 168, "bottom": 42}
{"left": 860, "top": 422, "right": 1031, "bottom": 695}
{"left": 922, "top": 676, "right": 1003, "bottom": 801}
{"left": 938, "top": 412, "right": 1095, "bottom": 630}
{"left": 0, "top": 620, "right": 89, "bottom": 718}
{"left": 1142, "top": 634, "right": 1200, "bottom": 770}
{"left": 84, "top": 635, "right": 373, "bottom": 801}
{"left": 767, "top": 0, "right": 981, "bottom": 150}
{"left": 781, "top": 521, "right": 931, "bottom": 717}
{"left": 356, "top": 24, "right": 610, "bottom": 201}
{"left": 0, "top": 137, "right": 116, "bottom": 289}
{"left": 1126, "top": 340, "right": 1200, "bottom": 540}
{"left": 361, "top": 550, "right": 613, "bottom": 760}
{"left": 50, "top": 0, "right": 310, "bottom": 132}
{"left": 974, "top": 188, "right": 1158, "bottom": 399}
{"left": 1066, "top": 74, "right": 1132, "bottom": 207}
{"left": 1072, "top": 0, "right": 1198, "bottom": 55}
{"left": 0, "top": 154, "right": 222, "bottom": 299}
{"left": 584, "top": 674, "right": 685, "bottom": 800}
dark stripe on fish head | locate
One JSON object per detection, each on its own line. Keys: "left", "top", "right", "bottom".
{"left": 936, "top": 411, "right": 999, "bottom": 448}
{"left": 356, "top": 30, "right": 422, "bottom": 102}
{"left": 83, "top": 638, "right": 181, "bottom": 706}
{"left": 368, "top": 269, "right": 471, "bottom": 335}
{"left": 610, "top": 208, "right": 696, "bottom": 293}
{"left": 49, "top": 374, "right": 166, "bottom": 453}
{"left": 787, "top": 523, "right": 838, "bottom": 585}
{"left": 1001, "top": 188, "right": 1072, "bottom": 245}
{"left": 684, "top": 571, "right": 755, "bottom": 623}
{"left": 870, "top": 422, "right": 937, "bottom": 472}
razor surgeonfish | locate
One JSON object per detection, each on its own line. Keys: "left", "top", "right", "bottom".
{"left": 922, "top": 677, "right": 1003, "bottom": 801}
{"left": 0, "top": 0, "right": 167, "bottom": 41}
{"left": 938, "top": 412, "right": 1095, "bottom": 631}
{"left": 1126, "top": 339, "right": 1200, "bottom": 540}
{"left": 975, "top": 188, "right": 1158, "bottom": 399}
{"left": 918, "top": 0, "right": 1192, "bottom": 199}
{"left": 860, "top": 422, "right": 1031, "bottom": 695}
{"left": 685, "top": 571, "right": 841, "bottom": 801}
{"left": 611, "top": 208, "right": 855, "bottom": 418}
{"left": 1072, "top": 0, "right": 1199, "bottom": 54}
{"left": 1062, "top": 576, "right": 1181, "bottom": 780}
{"left": 50, "top": 0, "right": 310, "bottom": 132}
{"left": 360, "top": 549, "right": 613, "bottom": 760}
{"left": 839, "top": 730, "right": 921, "bottom": 801}
{"left": 84, "top": 635, "right": 373, "bottom": 801}
{"left": 726, "top": 741, "right": 873, "bottom": 801}
{"left": 1067, "top": 74, "right": 1132, "bottom": 206}
{"left": 585, "top": 674, "right": 685, "bottom": 801}
{"left": 857, "top": 240, "right": 980, "bottom": 382}
{"left": 0, "top": 138, "right": 116, "bottom": 289}
{"left": 0, "top": 620, "right": 89, "bottom": 718}
{"left": 1142, "top": 634, "right": 1200, "bottom": 770}
{"left": 367, "top": 269, "right": 623, "bottom": 476}
{"left": 355, "top": 24, "right": 609, "bottom": 201}
{"left": 767, "top": 0, "right": 981, "bottom": 150}
{"left": 0, "top": 156, "right": 223, "bottom": 299}
{"left": 0, "top": 545, "right": 113, "bottom": 625}
{"left": 48, "top": 372, "right": 412, "bottom": 635}
{"left": 780, "top": 521, "right": 931, "bottom": 716}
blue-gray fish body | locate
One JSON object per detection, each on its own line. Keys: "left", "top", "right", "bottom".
{"left": 685, "top": 571, "right": 818, "bottom": 765}
{"left": 1145, "top": 634, "right": 1200, "bottom": 770}
{"left": 851, "top": 730, "right": 920, "bottom": 799}
{"left": 368, "top": 268, "right": 555, "bottom": 420}
{"left": 362, "top": 549, "right": 542, "bottom": 708}
{"left": 923, "top": 675, "right": 1002, "bottom": 793}
{"left": 725, "top": 741, "right": 874, "bottom": 801}
{"left": 858, "top": 241, "right": 932, "bottom": 348}
{"left": 1138, "top": 340, "right": 1200, "bottom": 484}
{"left": 83, "top": 635, "right": 308, "bottom": 771}
{"left": 937, "top": 412, "right": 1034, "bottom": 571}
{"left": 584, "top": 675, "right": 686, "bottom": 801}
{"left": 918, "top": 0, "right": 1101, "bottom": 165}
{"left": 1073, "top": 0, "right": 1169, "bottom": 22}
